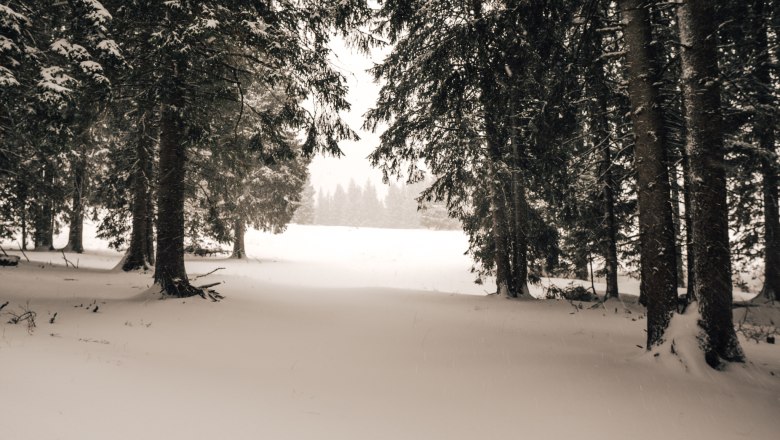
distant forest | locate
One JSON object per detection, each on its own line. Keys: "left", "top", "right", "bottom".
{"left": 293, "top": 180, "right": 460, "bottom": 230}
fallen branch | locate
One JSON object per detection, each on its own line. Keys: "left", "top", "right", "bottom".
{"left": 190, "top": 267, "right": 226, "bottom": 281}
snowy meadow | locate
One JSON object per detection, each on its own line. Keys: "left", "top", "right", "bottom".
{"left": 1, "top": 223, "right": 779, "bottom": 440}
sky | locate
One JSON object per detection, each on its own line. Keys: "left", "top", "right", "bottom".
{"left": 307, "top": 37, "right": 392, "bottom": 199}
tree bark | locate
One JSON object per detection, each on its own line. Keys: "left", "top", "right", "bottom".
{"left": 64, "top": 144, "right": 87, "bottom": 253}
{"left": 754, "top": 0, "right": 780, "bottom": 301}
{"left": 232, "top": 217, "right": 246, "bottom": 259}
{"left": 669, "top": 164, "right": 685, "bottom": 288}
{"left": 33, "top": 163, "right": 55, "bottom": 251}
{"left": 591, "top": 46, "right": 620, "bottom": 299}
{"left": 509, "top": 103, "right": 530, "bottom": 296}
{"left": 154, "top": 61, "right": 191, "bottom": 295}
{"left": 488, "top": 161, "right": 513, "bottom": 297}
{"left": 677, "top": 0, "right": 744, "bottom": 366}
{"left": 123, "top": 101, "right": 157, "bottom": 271}
{"left": 473, "top": 0, "right": 513, "bottom": 297}
{"left": 600, "top": 138, "right": 620, "bottom": 299}
{"left": 681, "top": 147, "right": 696, "bottom": 300}
{"left": 619, "top": 0, "right": 679, "bottom": 347}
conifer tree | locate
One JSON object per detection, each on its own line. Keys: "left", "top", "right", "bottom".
{"left": 677, "top": 0, "right": 744, "bottom": 366}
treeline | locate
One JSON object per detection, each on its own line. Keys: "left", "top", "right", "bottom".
{"left": 0, "top": 1, "right": 369, "bottom": 295}
{"left": 294, "top": 180, "right": 459, "bottom": 229}
{"left": 365, "top": 0, "right": 777, "bottom": 367}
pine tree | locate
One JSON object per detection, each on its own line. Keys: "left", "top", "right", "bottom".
{"left": 618, "top": 0, "right": 678, "bottom": 347}
{"left": 293, "top": 180, "right": 316, "bottom": 225}
{"left": 101, "top": 1, "right": 362, "bottom": 296}
{"left": 677, "top": 0, "right": 744, "bottom": 366}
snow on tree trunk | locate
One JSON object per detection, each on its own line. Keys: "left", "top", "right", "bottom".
{"left": 619, "top": 0, "right": 679, "bottom": 347}
{"left": 677, "top": 0, "right": 744, "bottom": 366}
{"left": 682, "top": 147, "right": 696, "bottom": 299}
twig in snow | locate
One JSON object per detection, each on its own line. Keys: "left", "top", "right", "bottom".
{"left": 61, "top": 250, "right": 77, "bottom": 269}
{"left": 190, "top": 267, "right": 226, "bottom": 281}
{"left": 17, "top": 242, "right": 29, "bottom": 262}
{"left": 6, "top": 302, "right": 37, "bottom": 333}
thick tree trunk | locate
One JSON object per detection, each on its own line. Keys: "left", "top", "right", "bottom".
{"left": 509, "top": 110, "right": 530, "bottom": 296}
{"left": 678, "top": 0, "right": 744, "bottom": 366}
{"left": 64, "top": 146, "right": 87, "bottom": 253}
{"left": 619, "top": 0, "right": 679, "bottom": 347}
{"left": 488, "top": 161, "right": 513, "bottom": 297}
{"left": 123, "top": 103, "right": 157, "bottom": 271}
{"left": 232, "top": 217, "right": 246, "bottom": 259}
{"left": 754, "top": 0, "right": 780, "bottom": 301}
{"left": 154, "top": 62, "right": 191, "bottom": 295}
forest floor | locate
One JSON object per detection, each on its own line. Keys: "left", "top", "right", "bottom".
{"left": 1, "top": 224, "right": 779, "bottom": 439}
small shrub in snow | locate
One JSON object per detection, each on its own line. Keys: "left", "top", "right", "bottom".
{"left": 544, "top": 284, "right": 597, "bottom": 302}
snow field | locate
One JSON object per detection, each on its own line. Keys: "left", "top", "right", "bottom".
{"left": 0, "top": 223, "right": 778, "bottom": 439}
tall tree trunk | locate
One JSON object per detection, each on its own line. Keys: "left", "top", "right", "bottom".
{"left": 590, "top": 2, "right": 620, "bottom": 300}
{"left": 123, "top": 102, "right": 157, "bottom": 271}
{"left": 600, "top": 138, "right": 620, "bottom": 299}
{"left": 232, "top": 217, "right": 246, "bottom": 259}
{"left": 473, "top": 0, "right": 513, "bottom": 297}
{"left": 19, "top": 186, "right": 27, "bottom": 250}
{"left": 154, "top": 62, "right": 191, "bottom": 295}
{"left": 754, "top": 0, "right": 780, "bottom": 301}
{"left": 681, "top": 147, "right": 696, "bottom": 299}
{"left": 146, "top": 195, "right": 155, "bottom": 265}
{"left": 33, "top": 163, "right": 55, "bottom": 251}
{"left": 509, "top": 107, "right": 530, "bottom": 296}
{"left": 678, "top": 0, "right": 744, "bottom": 366}
{"left": 669, "top": 164, "right": 686, "bottom": 287}
{"left": 488, "top": 161, "right": 513, "bottom": 297}
{"left": 592, "top": 60, "right": 620, "bottom": 299}
{"left": 64, "top": 144, "right": 87, "bottom": 253}
{"left": 619, "top": 0, "right": 679, "bottom": 347}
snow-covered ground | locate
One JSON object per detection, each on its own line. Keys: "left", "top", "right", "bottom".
{"left": 1, "top": 223, "right": 778, "bottom": 439}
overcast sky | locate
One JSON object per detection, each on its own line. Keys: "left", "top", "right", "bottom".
{"left": 307, "top": 37, "right": 392, "bottom": 198}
